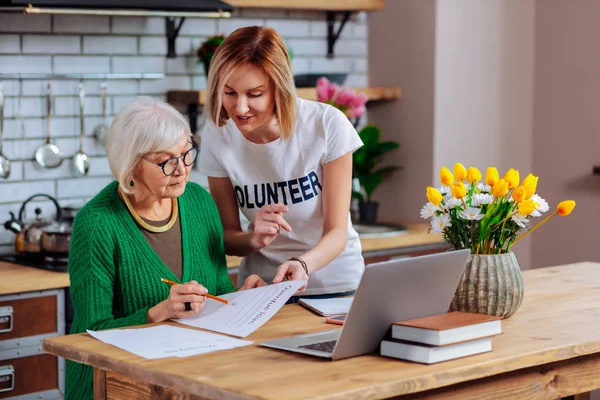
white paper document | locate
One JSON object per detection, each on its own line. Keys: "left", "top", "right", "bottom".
{"left": 298, "top": 297, "right": 354, "bottom": 316}
{"left": 175, "top": 281, "right": 305, "bottom": 337}
{"left": 87, "top": 325, "right": 253, "bottom": 359}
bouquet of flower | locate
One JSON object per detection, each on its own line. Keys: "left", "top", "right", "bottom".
{"left": 316, "top": 77, "right": 368, "bottom": 122}
{"left": 422, "top": 163, "right": 576, "bottom": 254}
{"left": 196, "top": 34, "right": 226, "bottom": 74}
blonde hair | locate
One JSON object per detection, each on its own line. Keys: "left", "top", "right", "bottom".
{"left": 106, "top": 96, "right": 190, "bottom": 194}
{"left": 205, "top": 26, "right": 297, "bottom": 139}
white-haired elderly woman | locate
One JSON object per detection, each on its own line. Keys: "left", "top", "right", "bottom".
{"left": 64, "top": 96, "right": 266, "bottom": 400}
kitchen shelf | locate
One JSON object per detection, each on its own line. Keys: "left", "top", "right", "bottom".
{"left": 225, "top": 0, "right": 384, "bottom": 11}
{"left": 167, "top": 86, "right": 401, "bottom": 106}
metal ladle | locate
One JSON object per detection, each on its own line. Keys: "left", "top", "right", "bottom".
{"left": 73, "top": 82, "right": 90, "bottom": 176}
{"left": 34, "top": 83, "right": 63, "bottom": 169}
{"left": 93, "top": 81, "right": 109, "bottom": 149}
{"left": 0, "top": 82, "right": 11, "bottom": 179}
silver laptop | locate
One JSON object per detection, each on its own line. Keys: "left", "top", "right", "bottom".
{"left": 259, "top": 249, "right": 470, "bottom": 360}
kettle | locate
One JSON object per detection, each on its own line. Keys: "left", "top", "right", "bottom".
{"left": 3, "top": 194, "right": 75, "bottom": 256}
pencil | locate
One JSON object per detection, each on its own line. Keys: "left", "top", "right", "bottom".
{"left": 160, "top": 278, "right": 230, "bottom": 304}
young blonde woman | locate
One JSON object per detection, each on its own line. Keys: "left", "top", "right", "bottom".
{"left": 198, "top": 26, "right": 365, "bottom": 301}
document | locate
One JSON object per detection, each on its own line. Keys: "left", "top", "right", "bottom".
{"left": 298, "top": 297, "right": 354, "bottom": 316}
{"left": 175, "top": 281, "right": 305, "bottom": 337}
{"left": 87, "top": 325, "right": 253, "bottom": 359}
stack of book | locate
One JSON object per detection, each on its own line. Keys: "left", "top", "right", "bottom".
{"left": 380, "top": 311, "right": 502, "bottom": 364}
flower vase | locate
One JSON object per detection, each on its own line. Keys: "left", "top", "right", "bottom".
{"left": 450, "top": 251, "right": 524, "bottom": 318}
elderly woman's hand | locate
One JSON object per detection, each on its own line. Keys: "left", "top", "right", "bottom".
{"left": 250, "top": 203, "right": 292, "bottom": 250}
{"left": 147, "top": 280, "right": 208, "bottom": 322}
{"left": 239, "top": 274, "right": 267, "bottom": 291}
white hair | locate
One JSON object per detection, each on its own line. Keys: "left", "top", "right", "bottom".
{"left": 106, "top": 96, "right": 190, "bottom": 194}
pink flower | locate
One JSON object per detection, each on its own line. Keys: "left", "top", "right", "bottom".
{"left": 316, "top": 77, "right": 331, "bottom": 101}
{"left": 335, "top": 88, "right": 356, "bottom": 106}
{"left": 327, "top": 83, "right": 340, "bottom": 100}
{"left": 352, "top": 105, "right": 366, "bottom": 118}
{"left": 351, "top": 92, "right": 368, "bottom": 108}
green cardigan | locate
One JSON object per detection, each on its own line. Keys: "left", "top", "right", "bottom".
{"left": 65, "top": 181, "right": 236, "bottom": 400}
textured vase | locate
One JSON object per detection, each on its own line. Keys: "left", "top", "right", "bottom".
{"left": 450, "top": 251, "right": 524, "bottom": 318}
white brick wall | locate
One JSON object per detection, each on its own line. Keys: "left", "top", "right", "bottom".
{"left": 0, "top": 10, "right": 368, "bottom": 250}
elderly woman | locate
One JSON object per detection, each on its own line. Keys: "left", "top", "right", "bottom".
{"left": 65, "top": 96, "right": 266, "bottom": 400}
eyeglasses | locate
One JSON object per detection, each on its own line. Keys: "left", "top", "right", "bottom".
{"left": 141, "top": 146, "right": 199, "bottom": 176}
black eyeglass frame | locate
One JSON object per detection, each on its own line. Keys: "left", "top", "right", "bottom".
{"left": 141, "top": 145, "right": 199, "bottom": 177}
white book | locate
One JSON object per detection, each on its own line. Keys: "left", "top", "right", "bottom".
{"left": 380, "top": 337, "right": 492, "bottom": 364}
{"left": 298, "top": 297, "right": 354, "bottom": 316}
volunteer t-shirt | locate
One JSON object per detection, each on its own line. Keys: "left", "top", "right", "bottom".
{"left": 198, "top": 97, "right": 365, "bottom": 295}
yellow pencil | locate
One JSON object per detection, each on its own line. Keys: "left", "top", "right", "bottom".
{"left": 160, "top": 278, "right": 230, "bottom": 305}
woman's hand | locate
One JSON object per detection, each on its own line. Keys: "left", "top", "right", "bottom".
{"left": 250, "top": 204, "right": 292, "bottom": 250}
{"left": 238, "top": 274, "right": 267, "bottom": 291}
{"left": 147, "top": 280, "right": 208, "bottom": 322}
{"left": 273, "top": 260, "right": 309, "bottom": 294}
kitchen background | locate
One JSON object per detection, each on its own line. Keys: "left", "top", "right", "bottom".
{"left": 0, "top": 9, "right": 368, "bottom": 254}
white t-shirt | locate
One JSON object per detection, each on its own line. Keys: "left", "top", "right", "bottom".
{"left": 198, "top": 97, "right": 365, "bottom": 295}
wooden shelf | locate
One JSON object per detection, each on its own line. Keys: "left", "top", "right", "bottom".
{"left": 167, "top": 86, "right": 401, "bottom": 106}
{"left": 225, "top": 0, "right": 384, "bottom": 11}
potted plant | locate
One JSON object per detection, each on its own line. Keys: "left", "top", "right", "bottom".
{"left": 196, "top": 34, "right": 226, "bottom": 76}
{"left": 421, "top": 163, "right": 576, "bottom": 317}
{"left": 352, "top": 125, "right": 400, "bottom": 223}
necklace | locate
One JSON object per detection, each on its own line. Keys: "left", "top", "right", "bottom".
{"left": 119, "top": 188, "right": 178, "bottom": 233}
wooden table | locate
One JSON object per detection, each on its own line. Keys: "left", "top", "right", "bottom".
{"left": 0, "top": 261, "right": 70, "bottom": 295}
{"left": 43, "top": 262, "right": 600, "bottom": 399}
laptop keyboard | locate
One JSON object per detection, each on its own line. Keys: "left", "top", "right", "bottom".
{"left": 299, "top": 340, "right": 338, "bottom": 353}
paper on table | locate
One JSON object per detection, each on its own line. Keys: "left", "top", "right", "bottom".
{"left": 298, "top": 297, "right": 354, "bottom": 316}
{"left": 175, "top": 280, "right": 305, "bottom": 337}
{"left": 87, "top": 325, "right": 253, "bottom": 359}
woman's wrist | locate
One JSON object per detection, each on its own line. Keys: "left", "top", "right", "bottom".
{"left": 147, "top": 301, "right": 168, "bottom": 323}
{"left": 288, "top": 256, "right": 309, "bottom": 275}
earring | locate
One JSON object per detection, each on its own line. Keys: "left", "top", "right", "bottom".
{"left": 129, "top": 180, "right": 134, "bottom": 187}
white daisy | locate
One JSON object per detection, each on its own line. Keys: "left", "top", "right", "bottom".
{"left": 531, "top": 194, "right": 549, "bottom": 213}
{"left": 472, "top": 193, "right": 494, "bottom": 207}
{"left": 477, "top": 183, "right": 492, "bottom": 193}
{"left": 444, "top": 198, "right": 463, "bottom": 210}
{"left": 439, "top": 185, "right": 450, "bottom": 196}
{"left": 459, "top": 207, "right": 484, "bottom": 221}
{"left": 420, "top": 203, "right": 440, "bottom": 219}
{"left": 511, "top": 213, "right": 529, "bottom": 228}
{"left": 431, "top": 214, "right": 452, "bottom": 233}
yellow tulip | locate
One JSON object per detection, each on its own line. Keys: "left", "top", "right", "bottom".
{"left": 426, "top": 186, "right": 443, "bottom": 206}
{"left": 453, "top": 163, "right": 467, "bottom": 181}
{"left": 485, "top": 167, "right": 499, "bottom": 187}
{"left": 512, "top": 186, "right": 526, "bottom": 203}
{"left": 491, "top": 179, "right": 508, "bottom": 198}
{"left": 451, "top": 182, "right": 467, "bottom": 199}
{"left": 518, "top": 199, "right": 537, "bottom": 216}
{"left": 557, "top": 200, "right": 576, "bottom": 216}
{"left": 521, "top": 173, "right": 538, "bottom": 200}
{"left": 440, "top": 166, "right": 454, "bottom": 186}
{"left": 467, "top": 167, "right": 482, "bottom": 184}
{"left": 502, "top": 168, "right": 520, "bottom": 189}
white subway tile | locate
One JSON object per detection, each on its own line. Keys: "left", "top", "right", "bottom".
{"left": 0, "top": 56, "right": 52, "bottom": 74}
{"left": 0, "top": 181, "right": 55, "bottom": 203}
{"left": 57, "top": 176, "right": 112, "bottom": 198}
{"left": 111, "top": 96, "right": 137, "bottom": 114}
{"left": 310, "top": 21, "right": 327, "bottom": 38}
{"left": 334, "top": 39, "right": 367, "bottom": 57}
{"left": 23, "top": 117, "right": 78, "bottom": 139}
{"left": 111, "top": 16, "right": 165, "bottom": 35}
{"left": 24, "top": 161, "right": 72, "bottom": 181}
{"left": 266, "top": 20, "right": 310, "bottom": 38}
{"left": 3, "top": 139, "right": 45, "bottom": 160}
{"left": 23, "top": 35, "right": 80, "bottom": 54}
{"left": 166, "top": 57, "right": 204, "bottom": 75}
{"left": 217, "top": 19, "right": 265, "bottom": 35}
{"left": 191, "top": 76, "right": 207, "bottom": 90}
{"left": 96, "top": 80, "right": 138, "bottom": 95}
{"left": 0, "top": 80, "right": 20, "bottom": 96}
{"left": 354, "top": 58, "right": 367, "bottom": 73}
{"left": 188, "top": 171, "right": 208, "bottom": 187}
{"left": 140, "top": 76, "right": 191, "bottom": 94}
{"left": 179, "top": 19, "right": 217, "bottom": 36}
{"left": 0, "top": 35, "right": 20, "bottom": 54}
{"left": 54, "top": 56, "right": 110, "bottom": 74}
{"left": 291, "top": 58, "right": 310, "bottom": 74}
{"left": 1, "top": 120, "right": 23, "bottom": 140}
{"left": 23, "top": 80, "right": 77, "bottom": 96}
{"left": 112, "top": 56, "right": 165, "bottom": 73}
{"left": 0, "top": 161, "right": 24, "bottom": 182}
{"left": 0, "top": 14, "right": 51, "bottom": 33}
{"left": 351, "top": 22, "right": 368, "bottom": 39}
{"left": 83, "top": 36, "right": 137, "bottom": 55}
{"left": 53, "top": 15, "right": 110, "bottom": 34}
{"left": 55, "top": 137, "right": 105, "bottom": 159}
{"left": 310, "top": 57, "right": 353, "bottom": 73}
{"left": 287, "top": 39, "right": 325, "bottom": 56}
{"left": 13, "top": 98, "right": 45, "bottom": 118}
{"left": 86, "top": 157, "right": 112, "bottom": 177}
{"left": 345, "top": 74, "right": 368, "bottom": 87}
{"left": 140, "top": 37, "right": 193, "bottom": 56}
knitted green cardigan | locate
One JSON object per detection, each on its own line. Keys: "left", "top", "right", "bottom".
{"left": 65, "top": 181, "right": 236, "bottom": 400}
